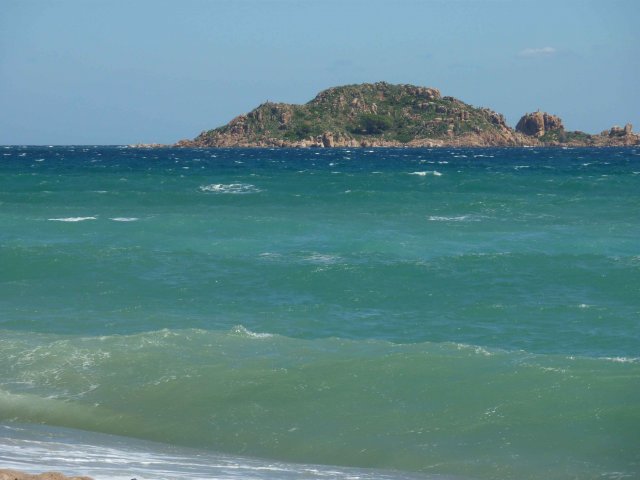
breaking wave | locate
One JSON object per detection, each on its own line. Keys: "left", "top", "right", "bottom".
{"left": 47, "top": 217, "right": 97, "bottom": 222}
{"left": 199, "top": 183, "right": 261, "bottom": 194}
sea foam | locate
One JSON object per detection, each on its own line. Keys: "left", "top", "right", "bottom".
{"left": 231, "top": 325, "right": 274, "bottom": 339}
{"left": 0, "top": 424, "right": 435, "bottom": 480}
{"left": 428, "top": 215, "right": 475, "bottom": 222}
{"left": 47, "top": 217, "right": 97, "bottom": 222}
{"left": 199, "top": 183, "right": 261, "bottom": 194}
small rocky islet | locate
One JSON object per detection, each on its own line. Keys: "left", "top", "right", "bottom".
{"left": 171, "top": 82, "right": 638, "bottom": 148}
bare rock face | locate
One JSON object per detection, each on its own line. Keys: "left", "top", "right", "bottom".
{"left": 516, "top": 111, "right": 564, "bottom": 137}
{"left": 609, "top": 123, "right": 634, "bottom": 137}
{"left": 321, "top": 132, "right": 334, "bottom": 147}
{"left": 602, "top": 123, "right": 639, "bottom": 145}
{"left": 411, "top": 86, "right": 440, "bottom": 100}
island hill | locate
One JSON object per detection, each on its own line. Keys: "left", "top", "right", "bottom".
{"left": 174, "top": 82, "right": 638, "bottom": 148}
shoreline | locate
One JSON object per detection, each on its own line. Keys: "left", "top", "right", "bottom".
{"left": 3, "top": 143, "right": 638, "bottom": 149}
{"left": 0, "top": 470, "right": 92, "bottom": 480}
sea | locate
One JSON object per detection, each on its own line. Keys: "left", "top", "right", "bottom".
{"left": 0, "top": 146, "right": 638, "bottom": 480}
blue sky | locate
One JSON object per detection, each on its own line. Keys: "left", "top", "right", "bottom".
{"left": 1, "top": 0, "right": 638, "bottom": 144}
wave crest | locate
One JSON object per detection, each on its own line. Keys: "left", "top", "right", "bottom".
{"left": 409, "top": 171, "right": 442, "bottom": 177}
{"left": 199, "top": 183, "right": 261, "bottom": 194}
{"left": 47, "top": 217, "right": 96, "bottom": 222}
{"left": 230, "top": 325, "right": 274, "bottom": 339}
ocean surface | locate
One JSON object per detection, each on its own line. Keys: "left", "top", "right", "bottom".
{"left": 0, "top": 146, "right": 638, "bottom": 480}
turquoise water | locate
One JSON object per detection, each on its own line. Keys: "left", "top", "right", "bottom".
{"left": 1, "top": 146, "right": 639, "bottom": 479}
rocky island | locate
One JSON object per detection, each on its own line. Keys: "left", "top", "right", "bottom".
{"left": 174, "top": 82, "right": 638, "bottom": 148}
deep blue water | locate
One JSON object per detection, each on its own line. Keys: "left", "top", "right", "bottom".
{"left": 1, "top": 146, "right": 639, "bottom": 480}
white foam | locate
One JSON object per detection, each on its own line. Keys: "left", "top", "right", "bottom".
{"left": 304, "top": 253, "right": 341, "bottom": 264}
{"left": 454, "top": 343, "right": 493, "bottom": 356}
{"left": 409, "top": 171, "right": 442, "bottom": 177}
{"left": 601, "top": 356, "right": 639, "bottom": 364}
{"left": 48, "top": 217, "right": 97, "bottom": 222}
{"left": 0, "top": 424, "right": 433, "bottom": 480}
{"left": 428, "top": 215, "right": 474, "bottom": 222}
{"left": 231, "top": 325, "right": 273, "bottom": 339}
{"left": 199, "top": 183, "right": 261, "bottom": 194}
{"left": 258, "top": 252, "right": 282, "bottom": 260}
{"left": 110, "top": 217, "right": 139, "bottom": 222}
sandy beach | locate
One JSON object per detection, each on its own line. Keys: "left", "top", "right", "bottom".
{"left": 0, "top": 471, "right": 92, "bottom": 480}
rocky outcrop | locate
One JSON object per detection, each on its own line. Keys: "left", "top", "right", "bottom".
{"left": 174, "top": 83, "right": 638, "bottom": 148}
{"left": 515, "top": 111, "right": 564, "bottom": 137}
{"left": 601, "top": 123, "right": 639, "bottom": 145}
{"left": 609, "top": 123, "right": 633, "bottom": 137}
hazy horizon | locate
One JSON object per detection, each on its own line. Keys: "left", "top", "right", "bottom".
{"left": 1, "top": 0, "right": 638, "bottom": 145}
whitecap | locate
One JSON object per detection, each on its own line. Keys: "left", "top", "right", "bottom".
{"left": 199, "top": 183, "right": 261, "bottom": 194}
{"left": 601, "top": 356, "right": 639, "bottom": 364}
{"left": 110, "top": 217, "right": 139, "bottom": 222}
{"left": 258, "top": 252, "right": 282, "bottom": 260}
{"left": 428, "top": 215, "right": 474, "bottom": 222}
{"left": 454, "top": 343, "right": 493, "bottom": 356}
{"left": 48, "top": 216, "right": 97, "bottom": 222}
{"left": 304, "top": 253, "right": 341, "bottom": 264}
{"left": 231, "top": 325, "right": 273, "bottom": 339}
{"left": 409, "top": 171, "right": 442, "bottom": 177}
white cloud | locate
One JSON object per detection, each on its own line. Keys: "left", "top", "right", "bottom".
{"left": 518, "top": 47, "right": 557, "bottom": 58}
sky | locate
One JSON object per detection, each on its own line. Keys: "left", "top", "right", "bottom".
{"left": 1, "top": 0, "right": 638, "bottom": 145}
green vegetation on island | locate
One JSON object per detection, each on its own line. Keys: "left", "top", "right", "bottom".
{"left": 174, "top": 82, "right": 638, "bottom": 148}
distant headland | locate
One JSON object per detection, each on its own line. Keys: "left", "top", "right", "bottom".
{"left": 163, "top": 82, "right": 638, "bottom": 148}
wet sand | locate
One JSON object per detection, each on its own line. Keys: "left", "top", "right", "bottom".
{"left": 0, "top": 470, "right": 93, "bottom": 480}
